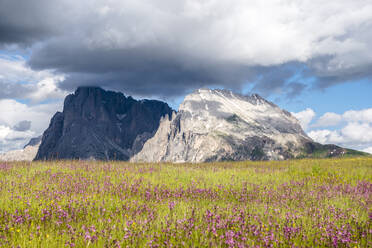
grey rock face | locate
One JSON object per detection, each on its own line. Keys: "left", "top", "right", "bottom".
{"left": 35, "top": 87, "right": 173, "bottom": 160}
{"left": 132, "top": 88, "right": 314, "bottom": 162}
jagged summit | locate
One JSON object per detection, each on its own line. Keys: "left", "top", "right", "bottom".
{"left": 35, "top": 87, "right": 173, "bottom": 161}
{"left": 177, "top": 88, "right": 309, "bottom": 142}
{"left": 131, "top": 88, "right": 337, "bottom": 162}
{"left": 188, "top": 88, "right": 267, "bottom": 105}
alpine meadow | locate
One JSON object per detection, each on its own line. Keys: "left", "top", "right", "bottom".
{"left": 0, "top": 158, "right": 371, "bottom": 247}
{"left": 1, "top": 0, "right": 372, "bottom": 247}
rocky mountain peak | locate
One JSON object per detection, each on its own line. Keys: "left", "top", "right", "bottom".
{"left": 177, "top": 88, "right": 306, "bottom": 137}
{"left": 181, "top": 89, "right": 274, "bottom": 114}
{"left": 132, "top": 88, "right": 313, "bottom": 162}
{"left": 35, "top": 87, "right": 173, "bottom": 160}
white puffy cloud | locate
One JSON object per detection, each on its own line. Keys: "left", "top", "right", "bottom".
{"left": 313, "top": 108, "right": 372, "bottom": 128}
{"left": 309, "top": 122, "right": 372, "bottom": 146}
{"left": 0, "top": 55, "right": 41, "bottom": 83}
{"left": 0, "top": 55, "right": 67, "bottom": 102}
{"left": 292, "top": 108, "right": 315, "bottom": 131}
{"left": 0, "top": 99, "right": 63, "bottom": 153}
{"left": 0, "top": 99, "right": 62, "bottom": 134}
{"left": 0, "top": 125, "right": 11, "bottom": 140}
{"left": 306, "top": 107, "right": 372, "bottom": 152}
{"left": 341, "top": 122, "right": 372, "bottom": 143}
{"left": 0, "top": 55, "right": 67, "bottom": 153}
{"left": 343, "top": 108, "right": 372, "bottom": 123}
{"left": 308, "top": 130, "right": 335, "bottom": 144}
{"left": 27, "top": 76, "right": 66, "bottom": 102}
{"left": 0, "top": 124, "right": 35, "bottom": 152}
{"left": 313, "top": 112, "right": 343, "bottom": 127}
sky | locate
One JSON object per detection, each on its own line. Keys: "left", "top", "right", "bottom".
{"left": 0, "top": 0, "right": 371, "bottom": 154}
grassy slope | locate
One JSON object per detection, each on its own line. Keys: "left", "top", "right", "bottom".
{"left": 298, "top": 142, "right": 371, "bottom": 159}
{"left": 0, "top": 158, "right": 371, "bottom": 247}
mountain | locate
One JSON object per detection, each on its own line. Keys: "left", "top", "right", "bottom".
{"left": 132, "top": 89, "right": 364, "bottom": 162}
{"left": 34, "top": 87, "right": 173, "bottom": 160}
{"left": 23, "top": 136, "right": 42, "bottom": 148}
{"left": 0, "top": 136, "right": 41, "bottom": 161}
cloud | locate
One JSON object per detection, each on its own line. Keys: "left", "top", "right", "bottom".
{"left": 0, "top": 99, "right": 62, "bottom": 134}
{"left": 0, "top": 54, "right": 66, "bottom": 152}
{"left": 308, "top": 122, "right": 372, "bottom": 147}
{"left": 313, "top": 112, "right": 343, "bottom": 127}
{"left": 307, "top": 129, "right": 334, "bottom": 144}
{"left": 0, "top": 0, "right": 370, "bottom": 98}
{"left": 0, "top": 55, "right": 67, "bottom": 101}
{"left": 0, "top": 0, "right": 63, "bottom": 46}
{"left": 292, "top": 108, "right": 315, "bottom": 131}
{"left": 343, "top": 108, "right": 372, "bottom": 123}
{"left": 13, "top": 120, "right": 31, "bottom": 132}
{"left": 306, "top": 107, "right": 372, "bottom": 152}
{"left": 0, "top": 99, "right": 63, "bottom": 152}
{"left": 0, "top": 124, "right": 35, "bottom": 153}
{"left": 286, "top": 82, "right": 307, "bottom": 99}
{"left": 313, "top": 108, "right": 372, "bottom": 128}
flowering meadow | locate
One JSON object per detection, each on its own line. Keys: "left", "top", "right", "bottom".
{"left": 0, "top": 158, "right": 371, "bottom": 247}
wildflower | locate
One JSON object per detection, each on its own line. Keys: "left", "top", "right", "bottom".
{"left": 168, "top": 201, "right": 176, "bottom": 211}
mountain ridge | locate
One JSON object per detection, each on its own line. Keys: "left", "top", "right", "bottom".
{"left": 132, "top": 88, "right": 366, "bottom": 162}
{"left": 16, "top": 86, "right": 367, "bottom": 162}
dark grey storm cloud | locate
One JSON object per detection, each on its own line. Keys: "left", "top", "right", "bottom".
{"left": 1, "top": 0, "right": 371, "bottom": 99}
{"left": 286, "top": 83, "right": 307, "bottom": 99}
{"left": 0, "top": 0, "right": 64, "bottom": 46}
{"left": 28, "top": 41, "right": 261, "bottom": 97}
{"left": 13, "top": 120, "right": 31, "bottom": 131}
{"left": 307, "top": 55, "right": 372, "bottom": 89}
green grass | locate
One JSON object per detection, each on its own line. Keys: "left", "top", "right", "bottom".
{"left": 0, "top": 157, "right": 371, "bottom": 247}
